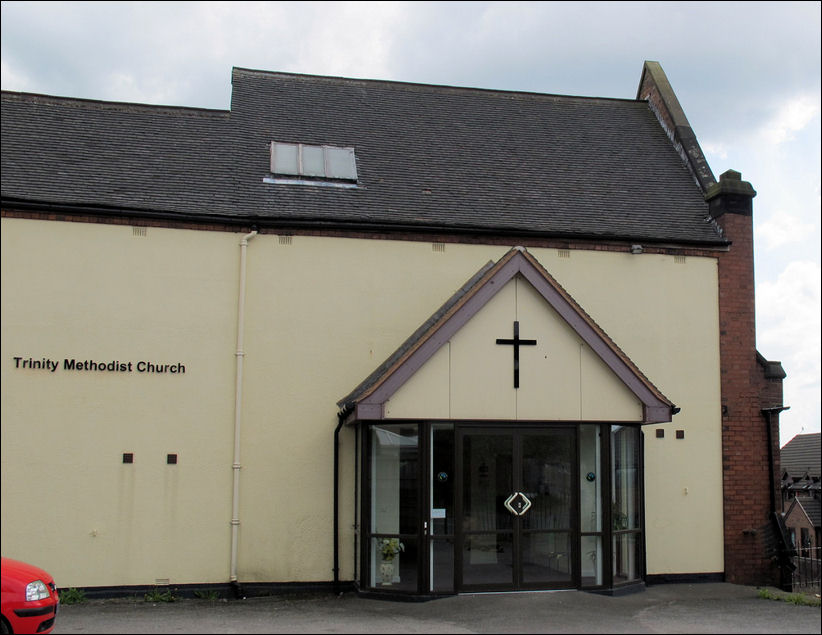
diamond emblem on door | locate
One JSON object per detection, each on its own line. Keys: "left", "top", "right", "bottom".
{"left": 504, "top": 491, "right": 532, "bottom": 516}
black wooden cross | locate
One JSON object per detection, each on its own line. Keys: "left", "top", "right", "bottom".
{"left": 496, "top": 321, "right": 537, "bottom": 388}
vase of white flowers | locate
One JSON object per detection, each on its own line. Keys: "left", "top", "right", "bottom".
{"left": 378, "top": 538, "right": 404, "bottom": 585}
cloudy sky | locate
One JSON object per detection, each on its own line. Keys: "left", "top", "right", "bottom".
{"left": 2, "top": 1, "right": 819, "bottom": 445}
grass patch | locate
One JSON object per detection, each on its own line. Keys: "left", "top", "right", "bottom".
{"left": 757, "top": 587, "right": 821, "bottom": 607}
{"left": 144, "top": 587, "right": 177, "bottom": 603}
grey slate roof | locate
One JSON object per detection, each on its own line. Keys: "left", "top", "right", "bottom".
{"left": 798, "top": 497, "right": 821, "bottom": 528}
{"left": 781, "top": 433, "right": 821, "bottom": 479}
{"left": 789, "top": 496, "right": 821, "bottom": 529}
{"left": 2, "top": 67, "right": 724, "bottom": 244}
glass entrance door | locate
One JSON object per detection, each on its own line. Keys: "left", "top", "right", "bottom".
{"left": 457, "top": 427, "right": 576, "bottom": 591}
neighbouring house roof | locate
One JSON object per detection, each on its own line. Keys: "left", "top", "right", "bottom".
{"left": 787, "top": 497, "right": 822, "bottom": 529}
{"left": 2, "top": 65, "right": 725, "bottom": 245}
{"left": 781, "top": 433, "right": 821, "bottom": 480}
{"left": 802, "top": 498, "right": 821, "bottom": 528}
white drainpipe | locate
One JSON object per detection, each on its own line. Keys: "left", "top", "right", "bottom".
{"left": 230, "top": 228, "right": 257, "bottom": 586}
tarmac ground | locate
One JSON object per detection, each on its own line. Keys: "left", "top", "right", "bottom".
{"left": 52, "top": 583, "right": 821, "bottom": 634}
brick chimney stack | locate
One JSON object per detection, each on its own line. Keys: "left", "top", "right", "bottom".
{"left": 706, "top": 169, "right": 784, "bottom": 586}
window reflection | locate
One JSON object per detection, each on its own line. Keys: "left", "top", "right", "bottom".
{"left": 371, "top": 425, "right": 418, "bottom": 534}
{"left": 580, "top": 425, "right": 603, "bottom": 587}
{"left": 611, "top": 425, "right": 641, "bottom": 584}
{"left": 370, "top": 424, "right": 418, "bottom": 589}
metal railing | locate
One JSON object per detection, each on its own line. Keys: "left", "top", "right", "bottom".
{"left": 791, "top": 546, "right": 821, "bottom": 594}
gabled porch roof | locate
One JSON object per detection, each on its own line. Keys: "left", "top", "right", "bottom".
{"left": 338, "top": 247, "right": 676, "bottom": 424}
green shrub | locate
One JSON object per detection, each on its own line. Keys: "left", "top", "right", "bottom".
{"left": 144, "top": 587, "right": 177, "bottom": 603}
{"left": 59, "top": 587, "right": 87, "bottom": 605}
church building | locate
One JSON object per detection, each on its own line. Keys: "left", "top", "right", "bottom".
{"left": 0, "top": 61, "right": 787, "bottom": 597}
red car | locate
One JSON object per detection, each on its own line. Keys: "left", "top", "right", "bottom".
{"left": 1, "top": 558, "right": 59, "bottom": 634}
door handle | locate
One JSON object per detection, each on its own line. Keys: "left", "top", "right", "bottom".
{"left": 504, "top": 492, "right": 532, "bottom": 516}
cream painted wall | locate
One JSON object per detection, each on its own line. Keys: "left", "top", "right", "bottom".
{"left": 384, "top": 277, "right": 643, "bottom": 421}
{"left": 529, "top": 248, "right": 724, "bottom": 575}
{"left": 1, "top": 218, "right": 722, "bottom": 587}
{"left": 1, "top": 218, "right": 238, "bottom": 587}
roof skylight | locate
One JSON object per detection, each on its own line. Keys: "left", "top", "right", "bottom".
{"left": 270, "top": 142, "right": 358, "bottom": 182}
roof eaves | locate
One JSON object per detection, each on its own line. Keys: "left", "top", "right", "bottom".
{"left": 1, "top": 89, "right": 230, "bottom": 117}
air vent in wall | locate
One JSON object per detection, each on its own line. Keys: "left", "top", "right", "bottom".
{"left": 557, "top": 249, "right": 570, "bottom": 258}
{"left": 132, "top": 227, "right": 147, "bottom": 237}
{"left": 278, "top": 235, "right": 293, "bottom": 245}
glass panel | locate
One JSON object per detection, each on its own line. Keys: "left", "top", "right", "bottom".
{"left": 430, "top": 538, "right": 454, "bottom": 593}
{"left": 371, "top": 425, "right": 418, "bottom": 534}
{"left": 325, "top": 146, "right": 357, "bottom": 180}
{"left": 272, "top": 142, "right": 298, "bottom": 175}
{"left": 580, "top": 535, "right": 603, "bottom": 586}
{"left": 611, "top": 425, "right": 642, "bottom": 586}
{"left": 521, "top": 431, "right": 572, "bottom": 531}
{"left": 613, "top": 532, "right": 641, "bottom": 584}
{"left": 355, "top": 424, "right": 362, "bottom": 585}
{"left": 579, "top": 425, "right": 601, "bottom": 533}
{"left": 611, "top": 426, "right": 640, "bottom": 531}
{"left": 431, "top": 424, "right": 454, "bottom": 535}
{"left": 462, "top": 533, "right": 513, "bottom": 586}
{"left": 462, "top": 434, "right": 513, "bottom": 533}
{"left": 371, "top": 536, "right": 418, "bottom": 590}
{"left": 301, "top": 144, "right": 325, "bottom": 176}
{"left": 521, "top": 532, "right": 571, "bottom": 584}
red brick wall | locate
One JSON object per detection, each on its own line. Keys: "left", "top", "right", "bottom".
{"left": 717, "top": 211, "right": 781, "bottom": 585}
{"left": 638, "top": 75, "right": 676, "bottom": 137}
